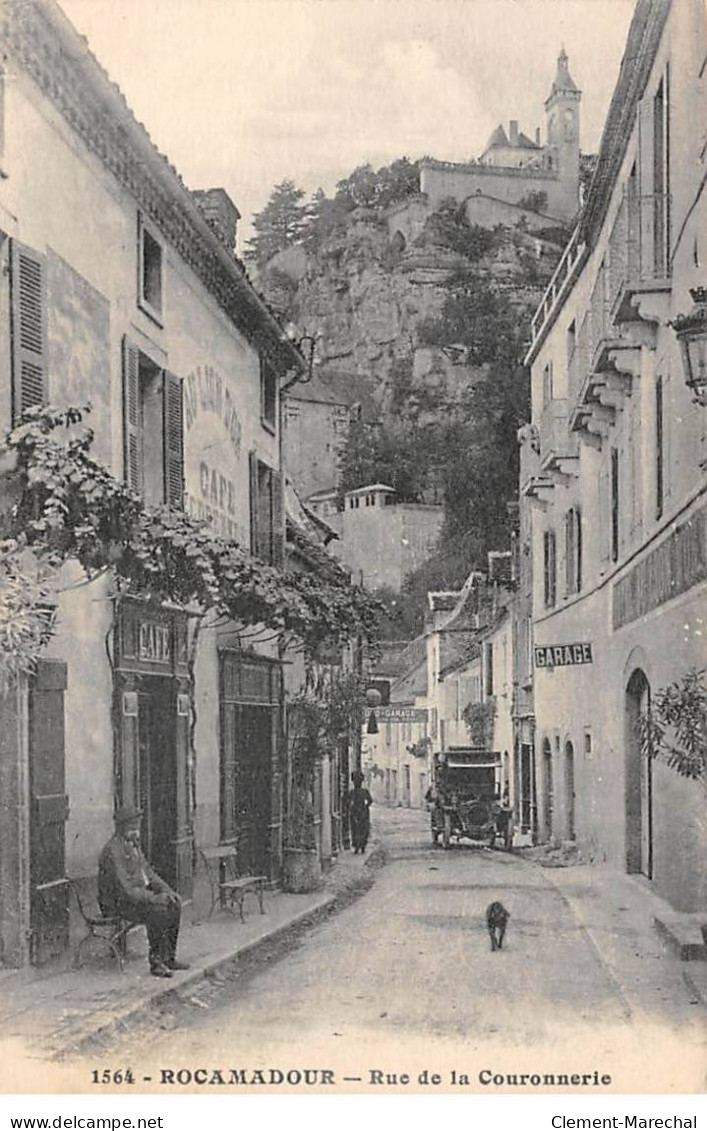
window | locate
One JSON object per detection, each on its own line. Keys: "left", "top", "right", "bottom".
{"left": 566, "top": 321, "right": 576, "bottom": 364}
{"left": 9, "top": 239, "right": 47, "bottom": 423}
{"left": 610, "top": 446, "right": 620, "bottom": 562}
{"left": 653, "top": 67, "right": 671, "bottom": 278}
{"left": 564, "top": 506, "right": 582, "bottom": 595}
{"left": 656, "top": 376, "right": 664, "bottom": 519}
{"left": 123, "top": 337, "right": 184, "bottom": 508}
{"left": 542, "top": 362, "right": 554, "bottom": 407}
{"left": 138, "top": 214, "right": 164, "bottom": 324}
{"left": 485, "top": 643, "right": 494, "bottom": 697}
{"left": 543, "top": 529, "right": 557, "bottom": 608}
{"left": 249, "top": 452, "right": 284, "bottom": 566}
{"left": 260, "top": 356, "right": 278, "bottom": 433}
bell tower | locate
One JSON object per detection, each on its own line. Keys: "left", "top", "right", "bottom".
{"left": 545, "top": 48, "right": 582, "bottom": 216}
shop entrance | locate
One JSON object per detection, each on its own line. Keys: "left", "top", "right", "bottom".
{"left": 138, "top": 678, "right": 178, "bottom": 888}
{"left": 541, "top": 738, "right": 554, "bottom": 842}
{"left": 219, "top": 651, "right": 282, "bottom": 878}
{"left": 625, "top": 668, "right": 652, "bottom": 878}
{"left": 28, "top": 660, "right": 69, "bottom": 965}
{"left": 565, "top": 741, "right": 576, "bottom": 841}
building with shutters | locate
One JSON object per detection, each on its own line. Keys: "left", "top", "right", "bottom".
{"left": 0, "top": 0, "right": 308, "bottom": 966}
{"left": 522, "top": 0, "right": 707, "bottom": 912}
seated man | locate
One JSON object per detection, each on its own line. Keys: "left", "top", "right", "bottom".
{"left": 98, "top": 805, "right": 189, "bottom": 978}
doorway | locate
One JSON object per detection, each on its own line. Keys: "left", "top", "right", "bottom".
{"left": 565, "top": 740, "right": 576, "bottom": 840}
{"left": 28, "top": 660, "right": 69, "bottom": 965}
{"left": 625, "top": 668, "right": 652, "bottom": 878}
{"left": 220, "top": 652, "right": 281, "bottom": 877}
{"left": 138, "top": 677, "right": 178, "bottom": 888}
{"left": 541, "top": 738, "right": 554, "bottom": 842}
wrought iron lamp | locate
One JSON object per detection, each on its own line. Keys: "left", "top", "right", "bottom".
{"left": 673, "top": 287, "right": 707, "bottom": 406}
{"left": 365, "top": 686, "right": 381, "bottom": 735}
{"left": 281, "top": 325, "right": 319, "bottom": 392}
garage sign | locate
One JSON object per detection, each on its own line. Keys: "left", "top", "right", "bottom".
{"left": 535, "top": 642, "right": 593, "bottom": 668}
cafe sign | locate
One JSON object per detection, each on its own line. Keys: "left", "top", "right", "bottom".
{"left": 535, "top": 642, "right": 593, "bottom": 668}
{"left": 139, "top": 621, "right": 172, "bottom": 664}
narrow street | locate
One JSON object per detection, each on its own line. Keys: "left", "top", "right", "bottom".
{"left": 97, "top": 809, "right": 706, "bottom": 1093}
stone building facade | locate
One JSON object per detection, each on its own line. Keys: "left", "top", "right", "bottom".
{"left": 522, "top": 0, "right": 707, "bottom": 912}
{"left": 0, "top": 0, "right": 314, "bottom": 967}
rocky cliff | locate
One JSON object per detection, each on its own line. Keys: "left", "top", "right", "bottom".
{"left": 263, "top": 197, "right": 565, "bottom": 430}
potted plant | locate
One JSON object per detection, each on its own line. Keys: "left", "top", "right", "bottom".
{"left": 282, "top": 671, "right": 366, "bottom": 891}
{"left": 637, "top": 667, "right": 707, "bottom": 943}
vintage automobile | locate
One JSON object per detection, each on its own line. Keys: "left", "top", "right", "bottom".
{"left": 429, "top": 748, "right": 505, "bottom": 849}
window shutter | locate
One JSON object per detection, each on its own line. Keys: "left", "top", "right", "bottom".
{"left": 575, "top": 508, "right": 582, "bottom": 592}
{"left": 122, "top": 337, "right": 142, "bottom": 493}
{"left": 249, "top": 450, "right": 260, "bottom": 556}
{"left": 271, "top": 468, "right": 285, "bottom": 568}
{"left": 163, "top": 371, "right": 184, "bottom": 509}
{"left": 10, "top": 240, "right": 47, "bottom": 423}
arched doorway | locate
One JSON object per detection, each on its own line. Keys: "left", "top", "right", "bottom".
{"left": 565, "top": 740, "right": 576, "bottom": 840}
{"left": 625, "top": 668, "right": 652, "bottom": 878}
{"left": 541, "top": 738, "right": 554, "bottom": 842}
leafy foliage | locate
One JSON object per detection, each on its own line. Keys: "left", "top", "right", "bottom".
{"left": 462, "top": 698, "right": 497, "bottom": 748}
{"left": 637, "top": 669, "right": 707, "bottom": 788}
{"left": 517, "top": 190, "right": 548, "bottom": 213}
{"left": 0, "top": 405, "right": 380, "bottom": 679}
{"left": 245, "top": 179, "right": 308, "bottom": 267}
{"left": 285, "top": 669, "right": 366, "bottom": 847}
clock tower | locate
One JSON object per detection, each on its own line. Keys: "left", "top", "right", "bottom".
{"left": 545, "top": 48, "right": 582, "bottom": 216}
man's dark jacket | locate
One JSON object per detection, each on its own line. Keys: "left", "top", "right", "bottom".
{"left": 98, "top": 833, "right": 171, "bottom": 919}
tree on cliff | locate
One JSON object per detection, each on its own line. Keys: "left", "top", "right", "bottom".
{"left": 245, "top": 180, "right": 308, "bottom": 267}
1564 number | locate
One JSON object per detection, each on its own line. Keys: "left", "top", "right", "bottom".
{"left": 90, "top": 1068, "right": 135, "bottom": 1085}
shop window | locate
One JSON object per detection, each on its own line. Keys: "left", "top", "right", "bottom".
{"left": 543, "top": 529, "right": 557, "bottom": 608}
{"left": 122, "top": 337, "right": 184, "bottom": 508}
{"left": 249, "top": 453, "right": 284, "bottom": 566}
{"left": 261, "top": 356, "right": 278, "bottom": 433}
{"left": 9, "top": 239, "right": 47, "bottom": 423}
{"left": 138, "top": 214, "right": 164, "bottom": 324}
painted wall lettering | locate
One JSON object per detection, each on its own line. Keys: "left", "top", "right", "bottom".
{"left": 534, "top": 642, "right": 593, "bottom": 668}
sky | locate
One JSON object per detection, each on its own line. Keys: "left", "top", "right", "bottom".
{"left": 57, "top": 0, "right": 635, "bottom": 248}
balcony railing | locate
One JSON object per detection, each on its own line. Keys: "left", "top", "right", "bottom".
{"left": 527, "top": 228, "right": 586, "bottom": 358}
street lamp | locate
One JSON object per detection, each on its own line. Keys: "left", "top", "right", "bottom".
{"left": 365, "top": 686, "right": 381, "bottom": 735}
{"left": 673, "top": 287, "right": 707, "bottom": 406}
{"left": 281, "top": 325, "right": 319, "bottom": 392}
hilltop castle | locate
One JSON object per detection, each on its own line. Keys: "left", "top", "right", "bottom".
{"left": 388, "top": 49, "right": 582, "bottom": 246}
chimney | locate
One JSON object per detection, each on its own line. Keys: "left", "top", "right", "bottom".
{"left": 535, "top": 126, "right": 541, "bottom": 147}
{"left": 192, "top": 188, "right": 241, "bottom": 254}
{"left": 509, "top": 120, "right": 519, "bottom": 146}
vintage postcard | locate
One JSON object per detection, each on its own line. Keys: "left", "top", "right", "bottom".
{"left": 0, "top": 0, "right": 705, "bottom": 1098}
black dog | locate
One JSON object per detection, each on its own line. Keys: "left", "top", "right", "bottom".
{"left": 486, "top": 901, "right": 510, "bottom": 951}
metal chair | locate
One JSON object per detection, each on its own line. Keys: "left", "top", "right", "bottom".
{"left": 70, "top": 879, "right": 132, "bottom": 972}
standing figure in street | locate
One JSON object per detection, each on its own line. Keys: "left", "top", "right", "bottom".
{"left": 98, "top": 806, "right": 189, "bottom": 978}
{"left": 348, "top": 770, "right": 373, "bottom": 854}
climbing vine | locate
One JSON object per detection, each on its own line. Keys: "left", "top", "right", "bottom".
{"left": 0, "top": 405, "right": 380, "bottom": 680}
{"left": 638, "top": 669, "right": 707, "bottom": 791}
